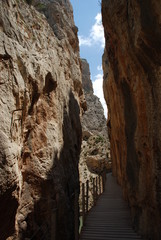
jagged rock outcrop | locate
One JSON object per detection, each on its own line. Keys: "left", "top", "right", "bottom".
{"left": 79, "top": 59, "right": 111, "bottom": 209}
{"left": 0, "top": 0, "right": 85, "bottom": 239}
{"left": 102, "top": 0, "right": 161, "bottom": 239}
{"left": 81, "top": 59, "right": 107, "bottom": 138}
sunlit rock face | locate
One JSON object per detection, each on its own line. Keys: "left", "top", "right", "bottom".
{"left": 81, "top": 59, "right": 108, "bottom": 138}
{"left": 0, "top": 0, "right": 85, "bottom": 239}
{"left": 102, "top": 0, "right": 161, "bottom": 239}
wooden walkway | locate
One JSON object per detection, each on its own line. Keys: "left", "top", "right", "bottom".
{"left": 80, "top": 173, "right": 142, "bottom": 240}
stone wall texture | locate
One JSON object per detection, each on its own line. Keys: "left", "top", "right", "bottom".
{"left": 0, "top": 0, "right": 85, "bottom": 239}
{"left": 102, "top": 0, "right": 161, "bottom": 239}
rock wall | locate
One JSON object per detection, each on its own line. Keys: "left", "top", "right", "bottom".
{"left": 0, "top": 0, "right": 85, "bottom": 239}
{"left": 79, "top": 59, "right": 111, "bottom": 210}
{"left": 81, "top": 59, "right": 108, "bottom": 138}
{"left": 102, "top": 0, "right": 161, "bottom": 239}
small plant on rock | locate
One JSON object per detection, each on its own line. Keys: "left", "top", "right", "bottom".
{"left": 95, "top": 135, "right": 104, "bottom": 144}
{"left": 35, "top": 2, "right": 46, "bottom": 11}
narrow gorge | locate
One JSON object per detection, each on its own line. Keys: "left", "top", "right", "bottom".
{"left": 0, "top": 0, "right": 161, "bottom": 240}
{"left": 79, "top": 59, "right": 111, "bottom": 211}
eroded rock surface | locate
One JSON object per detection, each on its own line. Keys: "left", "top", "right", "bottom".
{"left": 79, "top": 59, "right": 111, "bottom": 210}
{"left": 81, "top": 59, "right": 107, "bottom": 138}
{"left": 102, "top": 0, "right": 161, "bottom": 239}
{"left": 0, "top": 0, "right": 85, "bottom": 239}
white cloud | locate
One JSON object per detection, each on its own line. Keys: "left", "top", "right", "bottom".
{"left": 93, "top": 73, "right": 108, "bottom": 118}
{"left": 97, "top": 65, "right": 102, "bottom": 71}
{"left": 79, "top": 13, "right": 105, "bottom": 48}
{"left": 90, "top": 13, "right": 105, "bottom": 48}
{"left": 79, "top": 36, "right": 91, "bottom": 47}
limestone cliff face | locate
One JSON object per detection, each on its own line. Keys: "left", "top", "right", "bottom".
{"left": 102, "top": 0, "right": 161, "bottom": 239}
{"left": 79, "top": 59, "right": 111, "bottom": 209}
{"left": 81, "top": 59, "right": 108, "bottom": 138}
{"left": 33, "top": 0, "right": 80, "bottom": 53}
{"left": 0, "top": 0, "right": 85, "bottom": 239}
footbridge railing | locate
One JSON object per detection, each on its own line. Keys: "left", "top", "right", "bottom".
{"left": 77, "top": 171, "right": 107, "bottom": 238}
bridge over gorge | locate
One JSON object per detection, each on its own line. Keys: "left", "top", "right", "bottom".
{"left": 79, "top": 173, "right": 142, "bottom": 240}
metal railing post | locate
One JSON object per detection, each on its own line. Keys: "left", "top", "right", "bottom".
{"left": 96, "top": 177, "right": 98, "bottom": 200}
{"left": 92, "top": 178, "right": 96, "bottom": 206}
{"left": 74, "top": 191, "right": 79, "bottom": 240}
{"left": 82, "top": 183, "right": 85, "bottom": 225}
{"left": 86, "top": 180, "right": 89, "bottom": 213}
{"left": 99, "top": 175, "right": 101, "bottom": 194}
{"left": 102, "top": 171, "right": 106, "bottom": 192}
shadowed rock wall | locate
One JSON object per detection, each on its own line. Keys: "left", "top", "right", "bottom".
{"left": 102, "top": 0, "right": 161, "bottom": 239}
{"left": 0, "top": 0, "right": 85, "bottom": 239}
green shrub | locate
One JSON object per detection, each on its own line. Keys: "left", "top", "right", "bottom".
{"left": 35, "top": 3, "right": 46, "bottom": 11}
{"left": 95, "top": 135, "right": 104, "bottom": 144}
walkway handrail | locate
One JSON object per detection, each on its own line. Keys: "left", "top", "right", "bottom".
{"left": 78, "top": 171, "right": 107, "bottom": 237}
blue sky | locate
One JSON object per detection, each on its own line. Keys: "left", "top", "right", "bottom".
{"left": 70, "top": 0, "right": 107, "bottom": 117}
